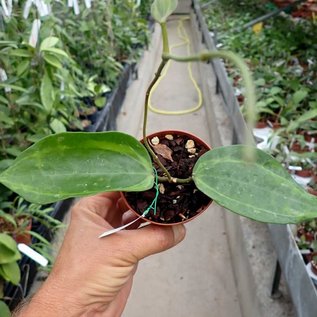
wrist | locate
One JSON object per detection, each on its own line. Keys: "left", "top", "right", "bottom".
{"left": 15, "top": 277, "right": 86, "bottom": 317}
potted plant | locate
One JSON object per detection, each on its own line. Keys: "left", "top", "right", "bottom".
{"left": 0, "top": 0, "right": 317, "bottom": 227}
{"left": 0, "top": 233, "right": 21, "bottom": 317}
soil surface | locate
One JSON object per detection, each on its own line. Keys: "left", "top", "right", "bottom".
{"left": 124, "top": 132, "right": 211, "bottom": 224}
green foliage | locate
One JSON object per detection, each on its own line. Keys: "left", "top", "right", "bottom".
{"left": 0, "top": 196, "right": 62, "bottom": 234}
{"left": 53, "top": 0, "right": 149, "bottom": 88}
{"left": 40, "top": 71, "right": 55, "bottom": 114}
{"left": 0, "top": 31, "right": 83, "bottom": 163}
{"left": 201, "top": 0, "right": 317, "bottom": 125}
{"left": 193, "top": 145, "right": 317, "bottom": 224}
{"left": 286, "top": 108, "right": 317, "bottom": 132}
{"left": 0, "top": 132, "right": 154, "bottom": 204}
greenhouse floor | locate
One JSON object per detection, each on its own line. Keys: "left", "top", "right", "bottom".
{"left": 30, "top": 7, "right": 295, "bottom": 317}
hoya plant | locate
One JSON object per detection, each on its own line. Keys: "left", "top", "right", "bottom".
{"left": 0, "top": 0, "right": 316, "bottom": 225}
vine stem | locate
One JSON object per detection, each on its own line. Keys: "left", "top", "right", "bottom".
{"left": 160, "top": 22, "right": 170, "bottom": 54}
{"left": 142, "top": 22, "right": 197, "bottom": 184}
{"left": 142, "top": 33, "right": 257, "bottom": 184}
{"left": 142, "top": 59, "right": 174, "bottom": 182}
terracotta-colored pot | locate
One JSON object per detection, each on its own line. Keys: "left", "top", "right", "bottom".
{"left": 290, "top": 142, "right": 310, "bottom": 153}
{"left": 295, "top": 169, "right": 315, "bottom": 178}
{"left": 14, "top": 218, "right": 32, "bottom": 245}
{"left": 0, "top": 216, "right": 32, "bottom": 245}
{"left": 255, "top": 120, "right": 268, "bottom": 129}
{"left": 121, "top": 130, "right": 213, "bottom": 226}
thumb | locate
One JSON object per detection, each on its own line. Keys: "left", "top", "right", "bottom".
{"left": 126, "top": 224, "right": 186, "bottom": 260}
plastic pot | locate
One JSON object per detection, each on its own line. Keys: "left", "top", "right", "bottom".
{"left": 121, "top": 130, "right": 213, "bottom": 226}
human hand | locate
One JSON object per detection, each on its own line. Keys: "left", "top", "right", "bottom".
{"left": 17, "top": 192, "right": 186, "bottom": 317}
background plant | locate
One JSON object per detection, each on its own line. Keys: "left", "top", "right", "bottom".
{"left": 201, "top": 0, "right": 317, "bottom": 127}
{"left": 0, "top": 2, "right": 151, "bottom": 200}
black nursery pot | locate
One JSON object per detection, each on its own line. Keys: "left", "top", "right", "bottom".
{"left": 121, "top": 130, "right": 213, "bottom": 226}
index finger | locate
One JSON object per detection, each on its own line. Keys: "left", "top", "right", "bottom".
{"left": 76, "top": 192, "right": 122, "bottom": 219}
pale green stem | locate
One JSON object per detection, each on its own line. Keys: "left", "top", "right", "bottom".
{"left": 160, "top": 22, "right": 170, "bottom": 54}
{"left": 142, "top": 22, "right": 191, "bottom": 183}
{"left": 143, "top": 60, "right": 173, "bottom": 182}
{"left": 163, "top": 50, "right": 257, "bottom": 161}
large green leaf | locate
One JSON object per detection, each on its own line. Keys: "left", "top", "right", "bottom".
{"left": 0, "top": 132, "right": 154, "bottom": 204}
{"left": 151, "top": 0, "right": 178, "bottom": 23}
{"left": 193, "top": 145, "right": 317, "bottom": 224}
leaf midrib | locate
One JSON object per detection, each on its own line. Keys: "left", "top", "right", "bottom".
{"left": 3, "top": 148, "right": 151, "bottom": 178}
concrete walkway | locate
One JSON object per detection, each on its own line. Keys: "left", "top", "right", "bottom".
{"left": 117, "top": 17, "right": 242, "bottom": 317}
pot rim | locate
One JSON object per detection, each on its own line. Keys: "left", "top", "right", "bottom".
{"left": 120, "top": 130, "right": 213, "bottom": 226}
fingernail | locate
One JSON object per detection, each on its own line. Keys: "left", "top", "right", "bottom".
{"left": 172, "top": 225, "right": 186, "bottom": 243}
